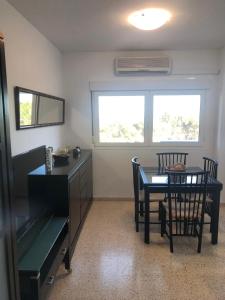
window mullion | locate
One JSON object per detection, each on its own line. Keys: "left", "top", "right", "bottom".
{"left": 144, "top": 91, "right": 152, "bottom": 146}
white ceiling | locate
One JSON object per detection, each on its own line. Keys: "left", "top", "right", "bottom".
{"left": 7, "top": 0, "right": 225, "bottom": 52}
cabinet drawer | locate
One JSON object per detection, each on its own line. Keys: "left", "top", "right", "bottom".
{"left": 40, "top": 234, "right": 69, "bottom": 299}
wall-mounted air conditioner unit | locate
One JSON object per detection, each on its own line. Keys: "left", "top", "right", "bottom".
{"left": 115, "top": 56, "right": 171, "bottom": 74}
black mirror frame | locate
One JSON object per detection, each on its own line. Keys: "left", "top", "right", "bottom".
{"left": 14, "top": 86, "right": 65, "bottom": 130}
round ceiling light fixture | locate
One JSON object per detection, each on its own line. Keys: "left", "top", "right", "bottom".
{"left": 128, "top": 8, "right": 172, "bottom": 30}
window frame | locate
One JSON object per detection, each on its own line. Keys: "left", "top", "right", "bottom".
{"left": 92, "top": 89, "right": 205, "bottom": 148}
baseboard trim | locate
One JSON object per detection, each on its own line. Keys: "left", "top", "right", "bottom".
{"left": 93, "top": 198, "right": 225, "bottom": 205}
{"left": 93, "top": 197, "right": 133, "bottom": 201}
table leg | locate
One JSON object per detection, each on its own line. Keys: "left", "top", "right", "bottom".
{"left": 211, "top": 189, "right": 221, "bottom": 244}
{"left": 144, "top": 189, "right": 150, "bottom": 244}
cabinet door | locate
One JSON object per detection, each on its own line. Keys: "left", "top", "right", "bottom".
{"left": 69, "top": 172, "right": 80, "bottom": 245}
{"left": 0, "top": 190, "right": 11, "bottom": 300}
{"left": 80, "top": 187, "right": 88, "bottom": 220}
{"left": 87, "top": 158, "right": 93, "bottom": 202}
{"left": 80, "top": 158, "right": 93, "bottom": 220}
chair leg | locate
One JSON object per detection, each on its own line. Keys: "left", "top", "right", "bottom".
{"left": 136, "top": 221, "right": 139, "bottom": 232}
{"left": 210, "top": 216, "right": 212, "bottom": 233}
{"left": 135, "top": 200, "right": 139, "bottom": 232}
{"left": 160, "top": 221, "right": 164, "bottom": 237}
{"left": 193, "top": 221, "right": 197, "bottom": 237}
{"left": 197, "top": 223, "right": 204, "bottom": 253}
{"left": 206, "top": 202, "right": 212, "bottom": 233}
{"left": 197, "top": 236, "right": 202, "bottom": 253}
{"left": 184, "top": 219, "right": 187, "bottom": 235}
{"left": 140, "top": 202, "right": 144, "bottom": 216}
{"left": 161, "top": 206, "right": 166, "bottom": 237}
{"left": 169, "top": 236, "right": 174, "bottom": 253}
{"left": 169, "top": 219, "right": 174, "bottom": 253}
{"left": 158, "top": 201, "right": 162, "bottom": 221}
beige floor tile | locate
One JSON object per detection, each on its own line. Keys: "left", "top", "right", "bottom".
{"left": 48, "top": 201, "right": 225, "bottom": 300}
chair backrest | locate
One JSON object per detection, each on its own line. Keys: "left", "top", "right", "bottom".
{"left": 167, "top": 171, "right": 208, "bottom": 236}
{"left": 131, "top": 157, "right": 140, "bottom": 202}
{"left": 203, "top": 157, "right": 218, "bottom": 179}
{"left": 157, "top": 152, "right": 188, "bottom": 169}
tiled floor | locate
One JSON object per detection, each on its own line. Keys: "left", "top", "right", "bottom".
{"left": 48, "top": 200, "right": 225, "bottom": 300}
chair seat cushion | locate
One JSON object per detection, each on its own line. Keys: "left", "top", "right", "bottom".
{"left": 162, "top": 202, "right": 201, "bottom": 219}
{"left": 206, "top": 195, "right": 213, "bottom": 203}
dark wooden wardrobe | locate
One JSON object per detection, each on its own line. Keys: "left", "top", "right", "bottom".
{"left": 0, "top": 33, "right": 19, "bottom": 300}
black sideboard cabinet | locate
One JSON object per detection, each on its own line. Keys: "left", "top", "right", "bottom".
{"left": 18, "top": 150, "right": 93, "bottom": 299}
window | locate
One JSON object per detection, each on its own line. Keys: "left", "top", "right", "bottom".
{"left": 152, "top": 94, "right": 201, "bottom": 143}
{"left": 92, "top": 92, "right": 146, "bottom": 145}
{"left": 92, "top": 90, "right": 203, "bottom": 146}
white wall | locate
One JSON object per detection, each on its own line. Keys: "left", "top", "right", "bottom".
{"left": 0, "top": 0, "right": 67, "bottom": 155}
{"left": 216, "top": 48, "right": 225, "bottom": 201}
{"left": 63, "top": 50, "right": 221, "bottom": 198}
{"left": 0, "top": 0, "right": 221, "bottom": 199}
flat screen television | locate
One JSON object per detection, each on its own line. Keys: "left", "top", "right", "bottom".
{"left": 12, "top": 145, "right": 48, "bottom": 238}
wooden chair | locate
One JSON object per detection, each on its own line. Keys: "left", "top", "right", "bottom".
{"left": 131, "top": 157, "right": 162, "bottom": 232}
{"left": 203, "top": 157, "right": 218, "bottom": 179}
{"left": 156, "top": 152, "right": 188, "bottom": 170}
{"left": 132, "top": 157, "right": 142, "bottom": 232}
{"left": 161, "top": 171, "right": 208, "bottom": 253}
{"left": 156, "top": 152, "right": 189, "bottom": 202}
{"left": 203, "top": 157, "right": 218, "bottom": 229}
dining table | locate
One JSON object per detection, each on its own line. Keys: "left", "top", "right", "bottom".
{"left": 139, "top": 166, "right": 223, "bottom": 244}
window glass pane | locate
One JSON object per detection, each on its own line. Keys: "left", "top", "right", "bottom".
{"left": 98, "top": 95, "right": 145, "bottom": 143}
{"left": 153, "top": 95, "right": 200, "bottom": 142}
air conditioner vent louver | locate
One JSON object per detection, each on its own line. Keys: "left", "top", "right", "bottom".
{"left": 115, "top": 56, "right": 171, "bottom": 73}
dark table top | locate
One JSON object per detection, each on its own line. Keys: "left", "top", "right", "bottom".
{"left": 140, "top": 166, "right": 223, "bottom": 190}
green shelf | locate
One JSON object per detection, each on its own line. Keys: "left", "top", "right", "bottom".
{"left": 18, "top": 216, "right": 67, "bottom": 272}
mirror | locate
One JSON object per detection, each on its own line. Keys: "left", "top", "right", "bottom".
{"left": 15, "top": 86, "right": 65, "bottom": 130}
